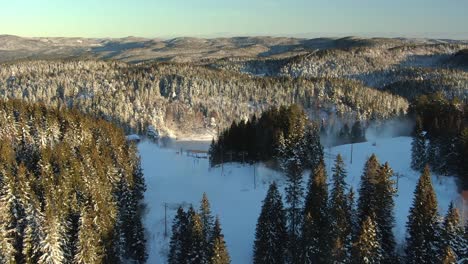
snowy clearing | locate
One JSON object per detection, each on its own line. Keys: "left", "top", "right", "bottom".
{"left": 139, "top": 136, "right": 460, "bottom": 264}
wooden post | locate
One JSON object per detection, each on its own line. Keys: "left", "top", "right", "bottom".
{"left": 350, "top": 144, "right": 353, "bottom": 164}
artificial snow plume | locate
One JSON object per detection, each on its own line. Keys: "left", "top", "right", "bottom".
{"left": 139, "top": 136, "right": 460, "bottom": 263}
{"left": 364, "top": 118, "right": 414, "bottom": 143}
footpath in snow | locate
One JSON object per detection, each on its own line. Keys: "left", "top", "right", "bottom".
{"left": 139, "top": 137, "right": 460, "bottom": 264}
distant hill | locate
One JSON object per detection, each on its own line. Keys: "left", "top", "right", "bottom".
{"left": 1, "top": 34, "right": 466, "bottom": 63}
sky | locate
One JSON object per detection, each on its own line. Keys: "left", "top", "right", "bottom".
{"left": 0, "top": 0, "right": 467, "bottom": 39}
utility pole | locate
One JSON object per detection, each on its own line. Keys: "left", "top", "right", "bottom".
{"left": 164, "top": 202, "right": 168, "bottom": 238}
{"left": 253, "top": 163, "right": 256, "bottom": 190}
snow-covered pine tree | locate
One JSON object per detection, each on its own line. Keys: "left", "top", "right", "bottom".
{"left": 0, "top": 160, "right": 20, "bottom": 264}
{"left": 187, "top": 207, "right": 208, "bottom": 264}
{"left": 351, "top": 215, "right": 383, "bottom": 264}
{"left": 405, "top": 165, "right": 441, "bottom": 264}
{"left": 209, "top": 216, "right": 231, "bottom": 264}
{"left": 411, "top": 117, "right": 427, "bottom": 172}
{"left": 357, "top": 154, "right": 380, "bottom": 227}
{"left": 374, "top": 162, "right": 397, "bottom": 263}
{"left": 441, "top": 202, "right": 467, "bottom": 261}
{"left": 200, "top": 193, "right": 215, "bottom": 252}
{"left": 441, "top": 246, "right": 457, "bottom": 264}
{"left": 303, "top": 123, "right": 324, "bottom": 172}
{"left": 39, "top": 207, "right": 67, "bottom": 264}
{"left": 18, "top": 164, "right": 44, "bottom": 264}
{"left": 329, "top": 154, "right": 353, "bottom": 263}
{"left": 168, "top": 207, "right": 190, "bottom": 264}
{"left": 347, "top": 187, "right": 358, "bottom": 249}
{"left": 277, "top": 130, "right": 305, "bottom": 263}
{"left": 301, "top": 160, "right": 330, "bottom": 264}
{"left": 120, "top": 156, "right": 147, "bottom": 263}
{"left": 74, "top": 206, "right": 103, "bottom": 264}
{"left": 253, "top": 182, "right": 288, "bottom": 264}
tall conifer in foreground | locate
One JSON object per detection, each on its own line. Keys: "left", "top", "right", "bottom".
{"left": 168, "top": 207, "right": 189, "bottom": 264}
{"left": 441, "top": 202, "right": 467, "bottom": 261}
{"left": 329, "top": 154, "right": 352, "bottom": 263}
{"left": 301, "top": 160, "right": 330, "bottom": 264}
{"left": 278, "top": 128, "right": 305, "bottom": 263}
{"left": 200, "top": 193, "right": 215, "bottom": 254}
{"left": 209, "top": 217, "right": 230, "bottom": 264}
{"left": 253, "top": 182, "right": 288, "bottom": 264}
{"left": 357, "top": 154, "right": 380, "bottom": 227}
{"left": 405, "top": 165, "right": 441, "bottom": 264}
{"left": 187, "top": 207, "right": 207, "bottom": 264}
{"left": 374, "top": 162, "right": 397, "bottom": 263}
{"left": 352, "top": 215, "right": 383, "bottom": 264}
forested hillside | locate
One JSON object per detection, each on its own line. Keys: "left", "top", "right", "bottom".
{"left": 214, "top": 43, "right": 468, "bottom": 103}
{"left": 0, "top": 100, "right": 146, "bottom": 263}
{"left": 0, "top": 60, "right": 408, "bottom": 138}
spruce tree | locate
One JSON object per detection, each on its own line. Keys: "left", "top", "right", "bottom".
{"left": 441, "top": 202, "right": 467, "bottom": 261}
{"left": 200, "top": 193, "right": 215, "bottom": 251}
{"left": 374, "top": 162, "right": 397, "bottom": 263}
{"left": 411, "top": 117, "right": 427, "bottom": 172}
{"left": 441, "top": 246, "right": 457, "bottom": 264}
{"left": 253, "top": 182, "right": 288, "bottom": 264}
{"left": 357, "top": 154, "right": 380, "bottom": 227}
{"left": 0, "top": 166, "right": 20, "bottom": 264}
{"left": 278, "top": 130, "right": 305, "bottom": 263}
{"left": 168, "top": 207, "right": 189, "bottom": 264}
{"left": 301, "top": 160, "right": 330, "bottom": 264}
{"left": 187, "top": 208, "right": 207, "bottom": 264}
{"left": 405, "top": 165, "right": 441, "bottom": 264}
{"left": 351, "top": 215, "right": 383, "bottom": 264}
{"left": 304, "top": 123, "right": 324, "bottom": 172}
{"left": 209, "top": 217, "right": 231, "bottom": 264}
{"left": 329, "top": 154, "right": 352, "bottom": 263}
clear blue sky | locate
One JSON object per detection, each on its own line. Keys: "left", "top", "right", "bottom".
{"left": 0, "top": 0, "right": 467, "bottom": 39}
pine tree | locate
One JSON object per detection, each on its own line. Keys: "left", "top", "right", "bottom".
{"left": 357, "top": 154, "right": 380, "bottom": 227}
{"left": 374, "top": 162, "right": 397, "bottom": 263}
{"left": 0, "top": 166, "right": 20, "bottom": 264}
{"left": 304, "top": 124, "right": 324, "bottom": 172}
{"left": 405, "top": 165, "right": 441, "bottom": 264}
{"left": 187, "top": 208, "right": 208, "bottom": 264}
{"left": 278, "top": 130, "right": 305, "bottom": 263}
{"left": 168, "top": 207, "right": 190, "bottom": 264}
{"left": 209, "top": 217, "right": 230, "bottom": 264}
{"left": 441, "top": 246, "right": 457, "bottom": 264}
{"left": 351, "top": 215, "right": 383, "bottom": 264}
{"left": 74, "top": 206, "right": 103, "bottom": 264}
{"left": 200, "top": 193, "right": 214, "bottom": 251}
{"left": 441, "top": 202, "right": 467, "bottom": 261}
{"left": 253, "top": 182, "right": 288, "bottom": 264}
{"left": 329, "top": 154, "right": 353, "bottom": 263}
{"left": 411, "top": 117, "right": 427, "bottom": 172}
{"left": 301, "top": 160, "right": 330, "bottom": 264}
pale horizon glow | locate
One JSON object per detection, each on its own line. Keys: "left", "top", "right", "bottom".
{"left": 0, "top": 0, "right": 467, "bottom": 39}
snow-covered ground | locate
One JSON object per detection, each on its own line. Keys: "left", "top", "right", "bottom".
{"left": 139, "top": 137, "right": 460, "bottom": 264}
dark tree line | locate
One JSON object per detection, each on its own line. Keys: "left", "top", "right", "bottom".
{"left": 168, "top": 193, "right": 230, "bottom": 264}
{"left": 410, "top": 92, "right": 467, "bottom": 188}
{"left": 0, "top": 100, "right": 147, "bottom": 263}
{"left": 253, "top": 154, "right": 467, "bottom": 263}
{"left": 209, "top": 104, "right": 323, "bottom": 169}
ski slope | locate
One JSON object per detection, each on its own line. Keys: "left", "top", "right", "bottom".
{"left": 139, "top": 137, "right": 460, "bottom": 264}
